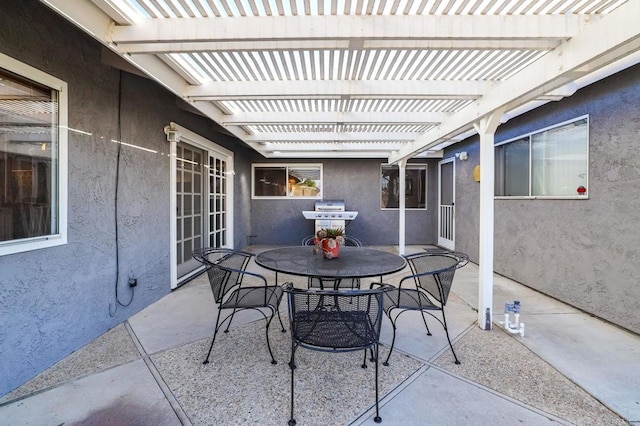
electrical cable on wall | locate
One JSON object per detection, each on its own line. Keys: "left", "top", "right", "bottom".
{"left": 109, "top": 70, "right": 134, "bottom": 317}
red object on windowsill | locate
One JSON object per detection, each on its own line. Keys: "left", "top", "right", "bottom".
{"left": 577, "top": 186, "right": 587, "bottom": 195}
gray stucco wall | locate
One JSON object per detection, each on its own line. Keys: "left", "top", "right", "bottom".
{"left": 0, "top": 0, "right": 252, "bottom": 396}
{"left": 247, "top": 157, "right": 439, "bottom": 246}
{"left": 4, "top": 0, "right": 637, "bottom": 399}
{"left": 450, "top": 64, "right": 640, "bottom": 334}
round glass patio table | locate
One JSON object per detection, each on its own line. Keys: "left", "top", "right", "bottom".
{"left": 255, "top": 246, "right": 407, "bottom": 284}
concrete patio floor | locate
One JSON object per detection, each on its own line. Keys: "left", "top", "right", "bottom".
{"left": 1, "top": 245, "right": 639, "bottom": 425}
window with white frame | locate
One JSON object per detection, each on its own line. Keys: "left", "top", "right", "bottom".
{"left": 495, "top": 116, "right": 589, "bottom": 198}
{"left": 0, "top": 54, "right": 67, "bottom": 255}
{"left": 381, "top": 164, "right": 427, "bottom": 209}
{"left": 252, "top": 164, "right": 322, "bottom": 199}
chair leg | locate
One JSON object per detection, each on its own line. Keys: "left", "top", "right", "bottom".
{"left": 353, "top": 278, "right": 361, "bottom": 289}
{"left": 361, "top": 349, "right": 368, "bottom": 369}
{"left": 383, "top": 315, "right": 398, "bottom": 366}
{"left": 288, "top": 345, "right": 297, "bottom": 426}
{"left": 203, "top": 309, "right": 224, "bottom": 365}
{"left": 203, "top": 334, "right": 217, "bottom": 365}
{"left": 420, "top": 311, "right": 432, "bottom": 336}
{"left": 373, "top": 343, "right": 382, "bottom": 423}
{"left": 441, "top": 309, "right": 460, "bottom": 365}
{"left": 274, "top": 298, "right": 286, "bottom": 332}
{"left": 264, "top": 310, "right": 278, "bottom": 365}
{"left": 277, "top": 307, "right": 287, "bottom": 333}
{"left": 223, "top": 307, "right": 238, "bottom": 333}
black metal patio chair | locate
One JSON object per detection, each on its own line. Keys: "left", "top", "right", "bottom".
{"left": 283, "top": 283, "right": 391, "bottom": 425}
{"left": 192, "top": 247, "right": 287, "bottom": 365}
{"left": 302, "top": 234, "right": 363, "bottom": 289}
{"left": 379, "top": 251, "right": 468, "bottom": 366}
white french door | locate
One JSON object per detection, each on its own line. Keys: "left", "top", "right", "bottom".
{"left": 438, "top": 158, "right": 455, "bottom": 250}
{"left": 206, "top": 153, "right": 230, "bottom": 249}
{"left": 176, "top": 142, "right": 204, "bottom": 278}
{"left": 169, "top": 123, "right": 233, "bottom": 288}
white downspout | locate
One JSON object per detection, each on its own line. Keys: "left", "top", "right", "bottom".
{"left": 165, "top": 124, "right": 179, "bottom": 290}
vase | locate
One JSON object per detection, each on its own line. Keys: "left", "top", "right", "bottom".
{"left": 322, "top": 239, "right": 340, "bottom": 259}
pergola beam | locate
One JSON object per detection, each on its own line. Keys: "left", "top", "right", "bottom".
{"left": 249, "top": 141, "right": 409, "bottom": 149}
{"left": 186, "top": 80, "right": 488, "bottom": 99}
{"left": 259, "top": 150, "right": 394, "bottom": 159}
{"left": 118, "top": 38, "right": 561, "bottom": 54}
{"left": 219, "top": 111, "right": 451, "bottom": 125}
{"left": 42, "top": 0, "right": 640, "bottom": 161}
{"left": 244, "top": 132, "right": 418, "bottom": 142}
{"left": 109, "top": 15, "right": 584, "bottom": 47}
{"left": 388, "top": 1, "right": 640, "bottom": 164}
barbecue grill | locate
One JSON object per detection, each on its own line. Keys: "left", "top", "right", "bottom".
{"left": 302, "top": 200, "right": 358, "bottom": 234}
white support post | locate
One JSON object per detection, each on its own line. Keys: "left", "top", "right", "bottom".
{"left": 398, "top": 159, "right": 407, "bottom": 255}
{"left": 473, "top": 110, "right": 503, "bottom": 330}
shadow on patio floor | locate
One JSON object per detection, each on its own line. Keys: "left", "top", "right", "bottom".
{"left": 1, "top": 245, "right": 637, "bottom": 425}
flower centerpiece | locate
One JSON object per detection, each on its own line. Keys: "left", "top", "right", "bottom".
{"left": 313, "top": 227, "right": 345, "bottom": 259}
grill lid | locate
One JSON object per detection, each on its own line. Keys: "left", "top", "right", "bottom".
{"left": 314, "top": 200, "right": 345, "bottom": 211}
{"left": 302, "top": 200, "right": 358, "bottom": 220}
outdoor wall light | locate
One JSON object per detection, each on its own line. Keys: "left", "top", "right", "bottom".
{"left": 163, "top": 125, "right": 179, "bottom": 143}
{"left": 455, "top": 151, "right": 468, "bottom": 161}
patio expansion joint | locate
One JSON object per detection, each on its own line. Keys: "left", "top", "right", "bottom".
{"left": 358, "top": 336, "right": 571, "bottom": 426}
{"left": 424, "top": 322, "right": 575, "bottom": 425}
{"left": 123, "top": 320, "right": 194, "bottom": 426}
{"left": 0, "top": 322, "right": 141, "bottom": 405}
{"left": 435, "top": 322, "right": 633, "bottom": 425}
{"left": 393, "top": 320, "right": 478, "bottom": 365}
{"left": 360, "top": 321, "right": 477, "bottom": 416}
{"left": 0, "top": 359, "right": 144, "bottom": 408}
{"left": 0, "top": 382, "right": 55, "bottom": 407}
{"left": 499, "top": 325, "right": 634, "bottom": 423}
{"left": 383, "top": 320, "right": 622, "bottom": 425}
{"left": 350, "top": 362, "right": 432, "bottom": 425}
{"left": 425, "top": 362, "right": 573, "bottom": 425}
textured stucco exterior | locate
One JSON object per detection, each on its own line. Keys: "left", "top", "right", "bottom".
{"left": 247, "top": 157, "right": 439, "bottom": 246}
{"left": 0, "top": 0, "right": 253, "bottom": 396}
{"left": 2, "top": 0, "right": 639, "bottom": 400}
{"left": 449, "top": 64, "right": 640, "bottom": 335}
{"left": 0, "top": 0, "right": 438, "bottom": 396}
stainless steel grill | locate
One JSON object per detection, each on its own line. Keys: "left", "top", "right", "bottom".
{"left": 302, "top": 200, "right": 358, "bottom": 234}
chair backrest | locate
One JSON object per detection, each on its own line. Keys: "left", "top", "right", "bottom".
{"left": 404, "top": 252, "right": 468, "bottom": 305}
{"left": 283, "top": 284, "right": 389, "bottom": 351}
{"left": 343, "top": 235, "right": 362, "bottom": 247}
{"left": 192, "top": 248, "right": 253, "bottom": 303}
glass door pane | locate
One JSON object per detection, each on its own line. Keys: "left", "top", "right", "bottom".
{"left": 438, "top": 159, "right": 455, "bottom": 250}
{"left": 209, "top": 155, "right": 227, "bottom": 247}
{"left": 176, "top": 143, "right": 204, "bottom": 278}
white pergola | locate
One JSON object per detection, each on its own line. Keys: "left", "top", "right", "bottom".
{"left": 41, "top": 0, "right": 640, "bottom": 327}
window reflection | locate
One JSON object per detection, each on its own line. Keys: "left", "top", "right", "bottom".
{"left": 381, "top": 165, "right": 427, "bottom": 209}
{"left": 495, "top": 117, "right": 588, "bottom": 197}
{"left": 253, "top": 164, "right": 322, "bottom": 198}
{"left": 0, "top": 68, "right": 58, "bottom": 242}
